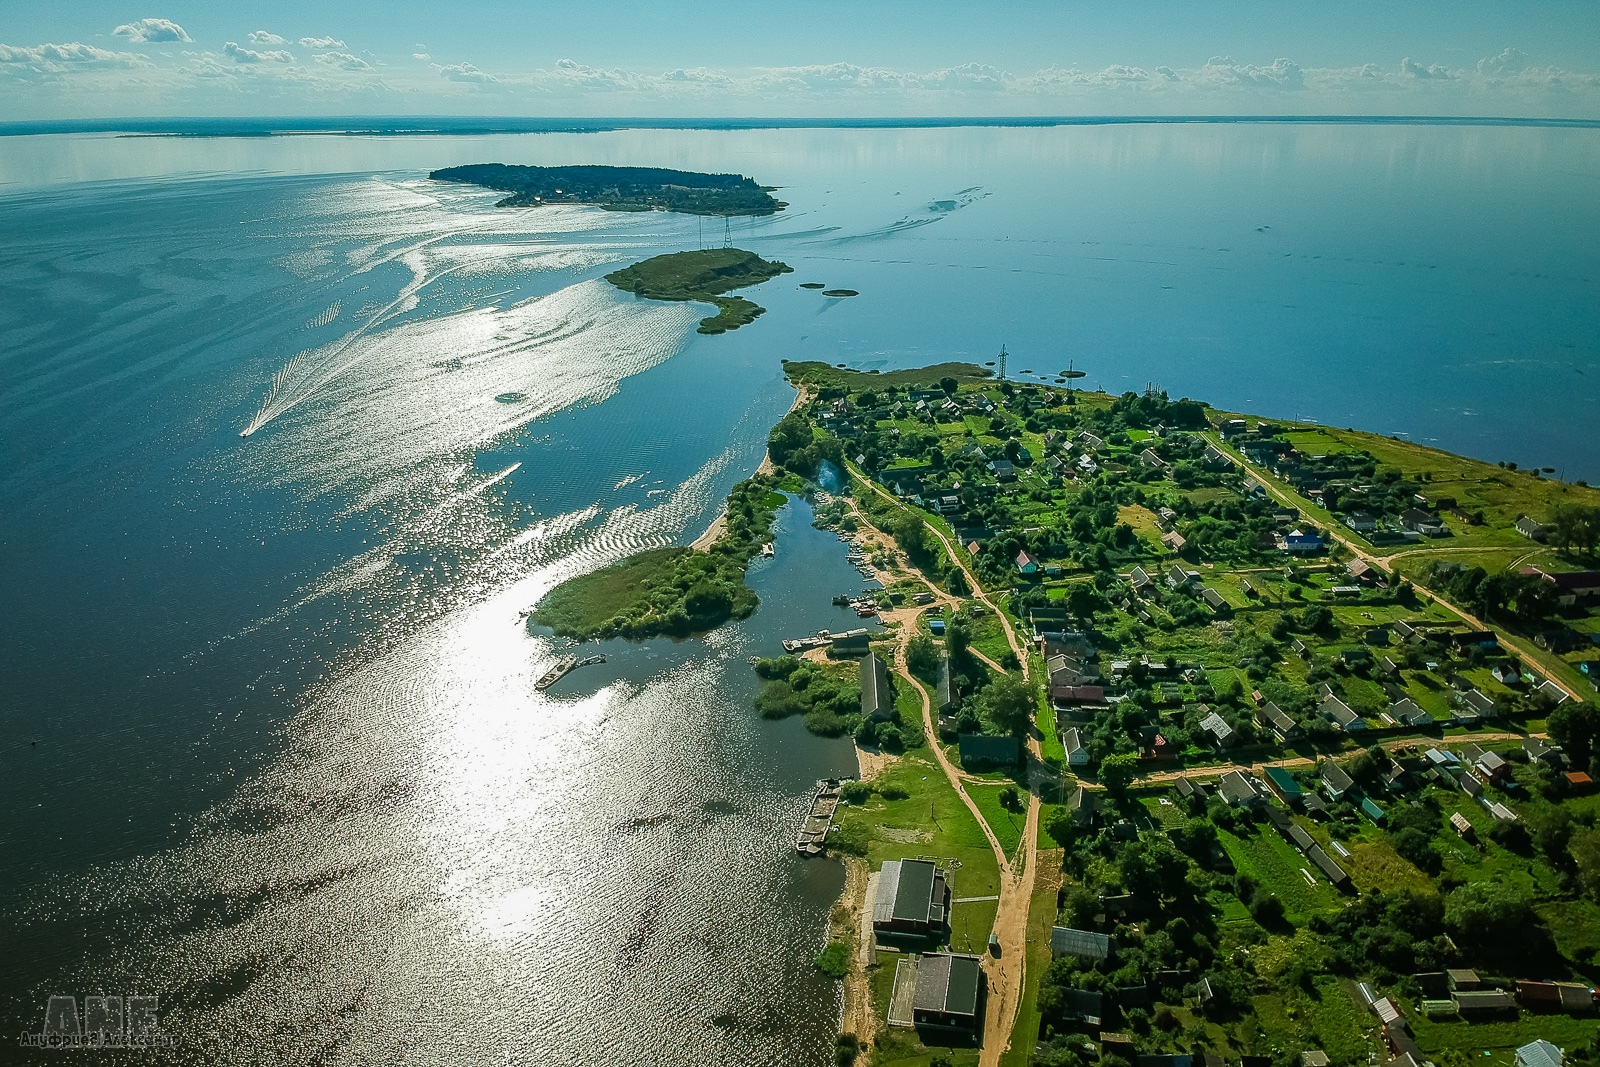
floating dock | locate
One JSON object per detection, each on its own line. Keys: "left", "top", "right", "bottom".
{"left": 781, "top": 630, "right": 834, "bottom": 654}
{"left": 535, "top": 653, "right": 605, "bottom": 691}
{"left": 796, "top": 778, "right": 845, "bottom": 855}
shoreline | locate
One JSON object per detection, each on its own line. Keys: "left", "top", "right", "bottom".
{"left": 690, "top": 381, "right": 812, "bottom": 552}
{"left": 832, "top": 743, "right": 893, "bottom": 1050}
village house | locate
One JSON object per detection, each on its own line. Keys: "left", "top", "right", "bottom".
{"left": 1218, "top": 769, "right": 1265, "bottom": 809}
{"left": 861, "top": 654, "right": 894, "bottom": 722}
{"left": 1400, "top": 508, "right": 1448, "bottom": 536}
{"left": 872, "top": 858, "right": 950, "bottom": 936}
{"left": 1282, "top": 529, "right": 1325, "bottom": 554}
{"left": 1524, "top": 568, "right": 1600, "bottom": 606}
{"left": 1257, "top": 701, "right": 1303, "bottom": 742}
{"left": 1199, "top": 710, "right": 1235, "bottom": 748}
{"left": 1063, "top": 727, "right": 1089, "bottom": 768}
{"left": 1322, "top": 760, "right": 1355, "bottom": 800}
{"left": 909, "top": 952, "right": 986, "bottom": 1033}
{"left": 1319, "top": 695, "right": 1368, "bottom": 732}
{"left": 1516, "top": 1041, "right": 1566, "bottom": 1067}
{"left": 1165, "top": 563, "right": 1199, "bottom": 590}
{"left": 1516, "top": 516, "right": 1550, "bottom": 541}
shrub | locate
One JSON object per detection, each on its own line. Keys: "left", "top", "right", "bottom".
{"left": 840, "top": 781, "right": 874, "bottom": 804}
{"left": 815, "top": 941, "right": 851, "bottom": 979}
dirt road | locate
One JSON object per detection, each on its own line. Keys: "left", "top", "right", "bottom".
{"left": 841, "top": 489, "right": 1042, "bottom": 1066}
{"left": 1209, "top": 434, "right": 1582, "bottom": 703}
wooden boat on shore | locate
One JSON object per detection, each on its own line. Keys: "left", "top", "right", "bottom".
{"left": 535, "top": 653, "right": 605, "bottom": 690}
{"left": 796, "top": 778, "right": 846, "bottom": 855}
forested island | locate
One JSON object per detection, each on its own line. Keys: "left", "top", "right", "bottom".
{"left": 428, "top": 163, "right": 786, "bottom": 216}
{"left": 605, "top": 248, "right": 793, "bottom": 333}
{"left": 530, "top": 476, "right": 785, "bottom": 640}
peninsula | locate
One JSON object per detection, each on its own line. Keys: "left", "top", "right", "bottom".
{"left": 605, "top": 248, "right": 793, "bottom": 333}
{"left": 530, "top": 475, "right": 785, "bottom": 640}
{"left": 740, "top": 360, "right": 1600, "bottom": 1067}
{"left": 428, "top": 163, "right": 786, "bottom": 216}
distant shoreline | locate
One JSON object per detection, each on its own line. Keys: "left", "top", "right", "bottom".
{"left": 8, "top": 114, "right": 1600, "bottom": 138}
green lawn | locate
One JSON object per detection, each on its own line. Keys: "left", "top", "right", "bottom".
{"left": 1218, "top": 826, "right": 1344, "bottom": 924}
{"left": 832, "top": 751, "right": 1002, "bottom": 954}
{"left": 1411, "top": 1011, "right": 1600, "bottom": 1066}
{"left": 967, "top": 782, "right": 1026, "bottom": 860}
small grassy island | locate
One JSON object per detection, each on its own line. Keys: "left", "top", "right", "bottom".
{"left": 428, "top": 163, "right": 786, "bottom": 216}
{"left": 530, "top": 476, "right": 785, "bottom": 640}
{"left": 605, "top": 248, "right": 793, "bottom": 334}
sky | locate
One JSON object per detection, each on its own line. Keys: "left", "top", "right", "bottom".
{"left": 3, "top": 1, "right": 1600, "bottom": 121}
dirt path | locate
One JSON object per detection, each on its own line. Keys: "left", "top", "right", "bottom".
{"left": 840, "top": 481, "right": 1044, "bottom": 1065}
{"left": 1127, "top": 730, "right": 1543, "bottom": 786}
{"left": 835, "top": 857, "right": 877, "bottom": 1050}
{"left": 1210, "top": 435, "right": 1583, "bottom": 702}
{"left": 980, "top": 793, "right": 1040, "bottom": 1067}
{"left": 854, "top": 473, "right": 1032, "bottom": 680}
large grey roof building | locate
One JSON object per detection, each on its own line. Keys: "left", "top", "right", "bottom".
{"left": 861, "top": 654, "right": 894, "bottom": 722}
{"left": 873, "top": 859, "right": 950, "bottom": 936}
{"left": 912, "top": 952, "right": 985, "bottom": 1031}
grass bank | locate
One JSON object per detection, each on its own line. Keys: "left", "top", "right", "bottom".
{"left": 605, "top": 248, "right": 792, "bottom": 333}
{"left": 530, "top": 476, "right": 783, "bottom": 640}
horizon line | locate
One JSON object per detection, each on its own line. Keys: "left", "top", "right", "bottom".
{"left": 4, "top": 113, "right": 1600, "bottom": 138}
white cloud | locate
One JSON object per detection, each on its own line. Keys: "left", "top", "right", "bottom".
{"left": 0, "top": 41, "right": 149, "bottom": 69}
{"left": 1478, "top": 48, "right": 1531, "bottom": 76}
{"left": 1401, "top": 58, "right": 1455, "bottom": 80}
{"left": 313, "top": 51, "right": 370, "bottom": 71}
{"left": 224, "top": 41, "right": 293, "bottom": 64}
{"left": 435, "top": 62, "right": 494, "bottom": 83}
{"left": 660, "top": 66, "right": 733, "bottom": 88}
{"left": 300, "top": 36, "right": 346, "bottom": 49}
{"left": 3, "top": 42, "right": 1598, "bottom": 119}
{"left": 112, "top": 18, "right": 190, "bottom": 44}
{"left": 1192, "top": 56, "right": 1304, "bottom": 90}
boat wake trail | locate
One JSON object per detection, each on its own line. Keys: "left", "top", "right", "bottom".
{"left": 240, "top": 254, "right": 466, "bottom": 437}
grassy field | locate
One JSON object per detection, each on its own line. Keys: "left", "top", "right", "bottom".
{"left": 531, "top": 546, "right": 686, "bottom": 636}
{"left": 1411, "top": 1011, "right": 1600, "bottom": 1065}
{"left": 1218, "top": 826, "right": 1344, "bottom": 924}
{"left": 967, "top": 782, "right": 1027, "bottom": 859}
{"left": 1118, "top": 503, "right": 1168, "bottom": 550}
{"left": 832, "top": 751, "right": 1002, "bottom": 955}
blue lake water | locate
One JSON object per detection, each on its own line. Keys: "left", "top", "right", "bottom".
{"left": 0, "top": 122, "right": 1597, "bottom": 1061}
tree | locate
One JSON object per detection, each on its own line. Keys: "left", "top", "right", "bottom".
{"left": 891, "top": 510, "right": 930, "bottom": 562}
{"left": 1570, "top": 827, "right": 1600, "bottom": 899}
{"left": 767, "top": 411, "right": 814, "bottom": 470}
{"left": 1100, "top": 752, "right": 1139, "bottom": 797}
{"left": 906, "top": 633, "right": 940, "bottom": 680}
{"left": 1551, "top": 504, "right": 1600, "bottom": 558}
{"left": 939, "top": 376, "right": 958, "bottom": 395}
{"left": 1444, "top": 881, "right": 1534, "bottom": 950}
{"left": 1549, "top": 702, "right": 1600, "bottom": 768}
{"left": 982, "top": 673, "right": 1036, "bottom": 737}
